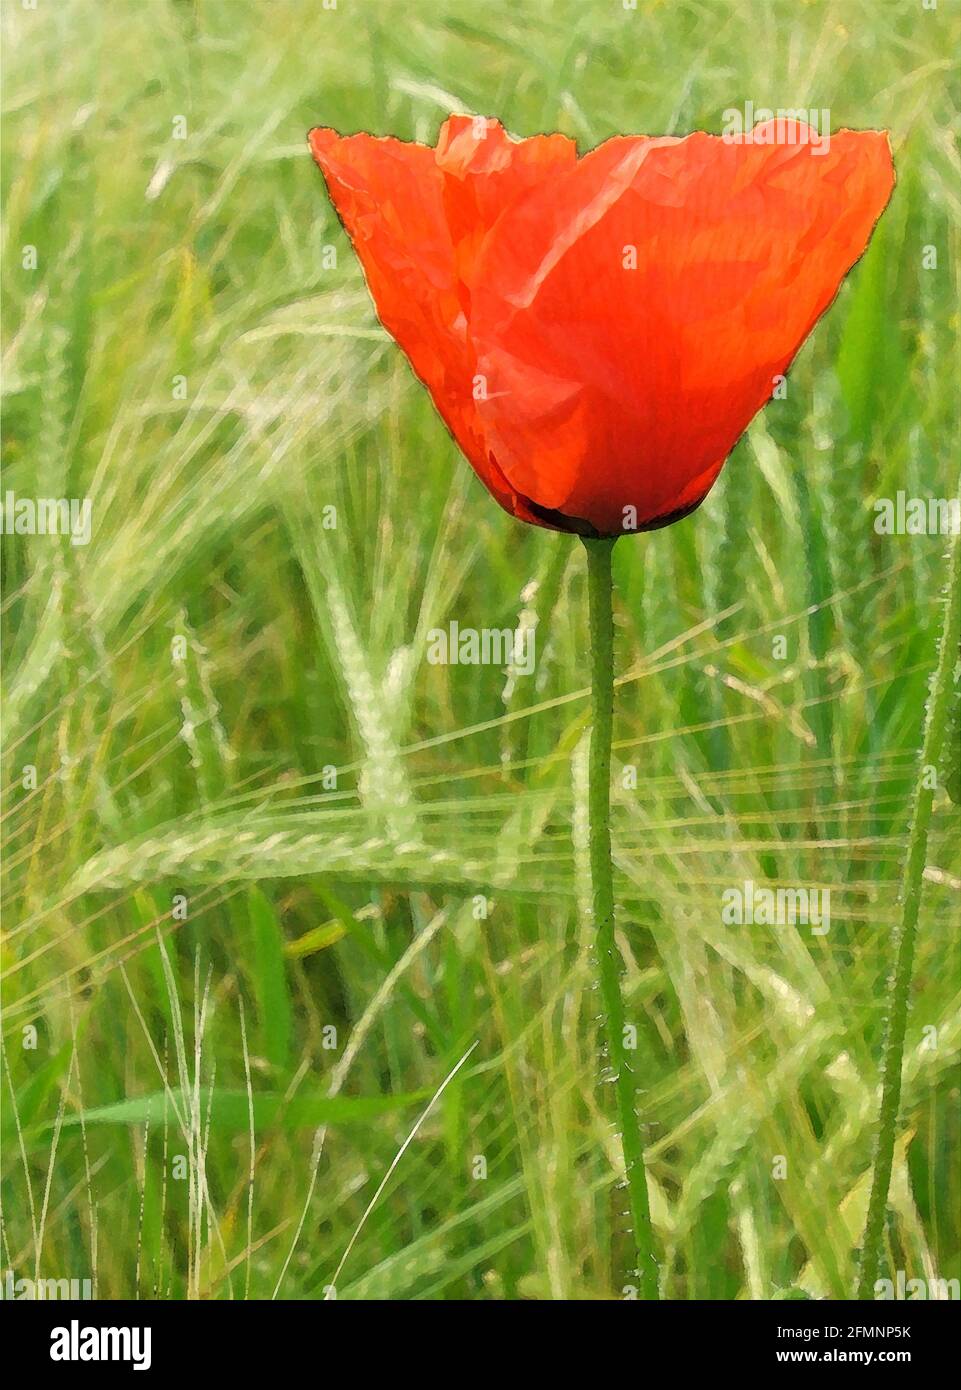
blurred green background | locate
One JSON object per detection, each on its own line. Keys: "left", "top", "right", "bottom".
{"left": 2, "top": 0, "right": 959, "bottom": 1300}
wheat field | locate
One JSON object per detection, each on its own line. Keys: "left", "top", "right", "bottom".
{"left": 1, "top": 0, "right": 959, "bottom": 1302}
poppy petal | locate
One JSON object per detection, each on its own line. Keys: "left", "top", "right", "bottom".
{"left": 308, "top": 128, "right": 478, "bottom": 444}
{"left": 434, "top": 115, "right": 576, "bottom": 310}
{"left": 468, "top": 123, "right": 895, "bottom": 535}
{"left": 309, "top": 125, "right": 562, "bottom": 526}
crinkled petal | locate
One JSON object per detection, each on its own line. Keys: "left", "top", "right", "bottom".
{"left": 309, "top": 124, "right": 572, "bottom": 526}
{"left": 308, "top": 128, "right": 484, "bottom": 466}
{"left": 468, "top": 122, "right": 895, "bottom": 535}
{"left": 435, "top": 115, "right": 576, "bottom": 312}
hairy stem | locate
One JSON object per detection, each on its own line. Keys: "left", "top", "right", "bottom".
{"left": 582, "top": 535, "right": 659, "bottom": 1300}
{"left": 857, "top": 513, "right": 961, "bottom": 1298}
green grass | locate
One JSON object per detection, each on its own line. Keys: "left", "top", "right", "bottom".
{"left": 2, "top": 0, "right": 959, "bottom": 1301}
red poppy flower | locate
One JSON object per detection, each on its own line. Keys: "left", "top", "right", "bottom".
{"left": 309, "top": 115, "right": 893, "bottom": 537}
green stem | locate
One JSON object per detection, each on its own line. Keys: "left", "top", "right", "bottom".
{"left": 856, "top": 513, "right": 961, "bottom": 1298}
{"left": 582, "top": 536, "right": 659, "bottom": 1300}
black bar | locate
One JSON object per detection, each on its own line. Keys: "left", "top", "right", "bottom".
{"left": 3, "top": 1296, "right": 954, "bottom": 1374}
